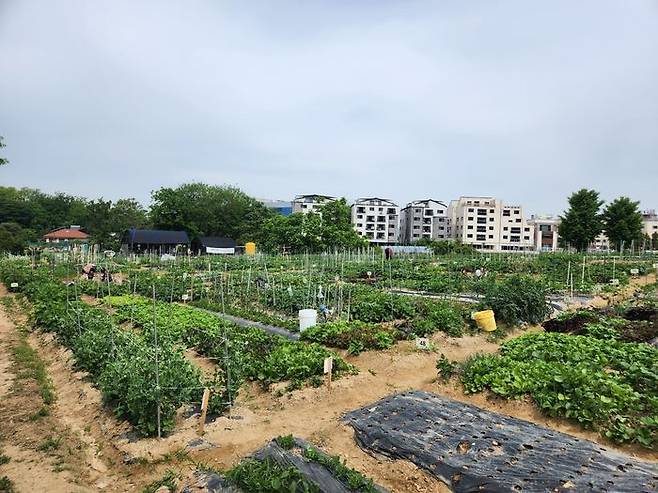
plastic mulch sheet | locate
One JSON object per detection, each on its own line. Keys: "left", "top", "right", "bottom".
{"left": 182, "top": 437, "right": 388, "bottom": 493}
{"left": 343, "top": 391, "right": 658, "bottom": 493}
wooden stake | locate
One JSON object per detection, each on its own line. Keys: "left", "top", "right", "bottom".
{"left": 198, "top": 388, "right": 210, "bottom": 436}
{"left": 324, "top": 357, "right": 333, "bottom": 391}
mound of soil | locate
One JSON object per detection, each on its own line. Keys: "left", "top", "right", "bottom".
{"left": 617, "top": 320, "right": 658, "bottom": 343}
{"left": 542, "top": 312, "right": 597, "bottom": 334}
{"left": 623, "top": 307, "right": 657, "bottom": 322}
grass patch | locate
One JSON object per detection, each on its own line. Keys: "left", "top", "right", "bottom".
{"left": 141, "top": 469, "right": 178, "bottom": 493}
{"left": 37, "top": 436, "right": 62, "bottom": 452}
{"left": 29, "top": 406, "right": 50, "bottom": 421}
{"left": 0, "top": 454, "right": 10, "bottom": 465}
{"left": 0, "top": 476, "right": 16, "bottom": 493}
{"left": 12, "top": 334, "right": 55, "bottom": 405}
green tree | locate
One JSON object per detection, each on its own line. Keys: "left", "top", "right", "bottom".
{"left": 602, "top": 197, "right": 643, "bottom": 251}
{"left": 0, "top": 136, "right": 8, "bottom": 166}
{"left": 318, "top": 199, "right": 366, "bottom": 250}
{"left": 261, "top": 199, "right": 366, "bottom": 253}
{"left": 150, "top": 183, "right": 273, "bottom": 244}
{"left": 558, "top": 189, "right": 604, "bottom": 251}
{"left": 0, "top": 222, "right": 33, "bottom": 253}
{"left": 652, "top": 232, "right": 658, "bottom": 250}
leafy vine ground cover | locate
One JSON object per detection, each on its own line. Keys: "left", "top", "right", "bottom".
{"left": 106, "top": 295, "right": 354, "bottom": 391}
{"left": 460, "top": 331, "right": 658, "bottom": 449}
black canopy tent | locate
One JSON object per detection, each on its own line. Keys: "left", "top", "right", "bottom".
{"left": 197, "top": 236, "right": 237, "bottom": 254}
{"left": 123, "top": 229, "right": 190, "bottom": 255}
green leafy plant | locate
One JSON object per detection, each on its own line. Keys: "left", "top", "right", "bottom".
{"left": 436, "top": 354, "right": 457, "bottom": 382}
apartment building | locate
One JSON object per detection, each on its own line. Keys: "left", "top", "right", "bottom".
{"left": 447, "top": 196, "right": 533, "bottom": 252}
{"left": 351, "top": 198, "right": 400, "bottom": 245}
{"left": 399, "top": 199, "right": 448, "bottom": 244}
{"left": 642, "top": 210, "right": 658, "bottom": 239}
{"left": 527, "top": 215, "right": 560, "bottom": 252}
{"left": 291, "top": 194, "right": 335, "bottom": 214}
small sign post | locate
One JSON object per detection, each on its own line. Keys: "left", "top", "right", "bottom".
{"left": 416, "top": 337, "right": 430, "bottom": 350}
{"left": 197, "top": 388, "right": 210, "bottom": 436}
{"left": 323, "top": 357, "right": 333, "bottom": 390}
{"left": 10, "top": 282, "right": 18, "bottom": 289}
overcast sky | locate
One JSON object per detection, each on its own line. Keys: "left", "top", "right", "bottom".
{"left": 1, "top": 1, "right": 657, "bottom": 215}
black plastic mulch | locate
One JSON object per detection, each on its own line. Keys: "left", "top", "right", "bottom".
{"left": 343, "top": 391, "right": 658, "bottom": 493}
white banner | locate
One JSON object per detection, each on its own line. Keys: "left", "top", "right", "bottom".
{"left": 206, "top": 247, "right": 235, "bottom": 254}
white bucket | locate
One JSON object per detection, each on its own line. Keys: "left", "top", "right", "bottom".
{"left": 299, "top": 309, "right": 318, "bottom": 332}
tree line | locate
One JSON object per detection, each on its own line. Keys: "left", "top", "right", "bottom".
{"left": 0, "top": 182, "right": 365, "bottom": 254}
{"left": 559, "top": 189, "right": 655, "bottom": 251}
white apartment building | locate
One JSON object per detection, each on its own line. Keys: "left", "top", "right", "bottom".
{"left": 527, "top": 215, "right": 560, "bottom": 252}
{"left": 291, "top": 194, "right": 335, "bottom": 214}
{"left": 642, "top": 210, "right": 658, "bottom": 239}
{"left": 351, "top": 198, "right": 399, "bottom": 245}
{"left": 399, "top": 199, "right": 448, "bottom": 244}
{"left": 447, "top": 196, "right": 534, "bottom": 252}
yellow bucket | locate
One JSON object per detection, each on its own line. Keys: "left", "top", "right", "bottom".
{"left": 245, "top": 242, "right": 256, "bottom": 256}
{"left": 472, "top": 310, "right": 497, "bottom": 332}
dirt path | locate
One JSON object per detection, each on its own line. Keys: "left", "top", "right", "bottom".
{"left": 0, "top": 285, "right": 172, "bottom": 492}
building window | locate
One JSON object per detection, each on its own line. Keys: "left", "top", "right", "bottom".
{"left": 467, "top": 225, "right": 473, "bottom": 230}
{"left": 524, "top": 236, "right": 530, "bottom": 240}
{"left": 467, "top": 217, "right": 474, "bottom": 221}
{"left": 490, "top": 209, "right": 495, "bottom": 214}
{"left": 477, "top": 226, "right": 486, "bottom": 232}
{"left": 357, "top": 223, "right": 362, "bottom": 227}
{"left": 503, "top": 210, "right": 511, "bottom": 216}
{"left": 516, "top": 218, "right": 521, "bottom": 223}
{"left": 503, "top": 235, "right": 508, "bottom": 239}
{"left": 489, "top": 217, "right": 495, "bottom": 222}
{"left": 357, "top": 214, "right": 363, "bottom": 219}
{"left": 503, "top": 227, "right": 508, "bottom": 231}
{"left": 514, "top": 210, "right": 520, "bottom": 214}
{"left": 468, "top": 208, "right": 474, "bottom": 212}
{"left": 489, "top": 226, "right": 494, "bottom": 230}
{"left": 476, "top": 234, "right": 486, "bottom": 241}
{"left": 467, "top": 234, "right": 473, "bottom": 238}
{"left": 524, "top": 227, "right": 530, "bottom": 232}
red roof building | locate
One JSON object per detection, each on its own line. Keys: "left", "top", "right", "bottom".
{"left": 43, "top": 226, "right": 90, "bottom": 243}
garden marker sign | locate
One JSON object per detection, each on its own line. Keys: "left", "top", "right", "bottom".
{"left": 416, "top": 337, "right": 430, "bottom": 350}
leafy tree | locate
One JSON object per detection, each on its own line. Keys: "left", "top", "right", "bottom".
{"left": 653, "top": 232, "right": 658, "bottom": 250}
{"left": 0, "top": 222, "right": 33, "bottom": 253}
{"left": 261, "top": 199, "right": 366, "bottom": 253}
{"left": 318, "top": 199, "right": 366, "bottom": 250}
{"left": 602, "top": 197, "right": 643, "bottom": 251}
{"left": 558, "top": 189, "right": 603, "bottom": 251}
{"left": 0, "top": 136, "right": 8, "bottom": 166}
{"left": 110, "top": 198, "right": 148, "bottom": 232}
{"left": 150, "top": 183, "right": 273, "bottom": 244}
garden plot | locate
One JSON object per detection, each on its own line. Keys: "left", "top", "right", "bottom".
{"left": 344, "top": 391, "right": 658, "bottom": 493}
{"left": 183, "top": 436, "right": 387, "bottom": 492}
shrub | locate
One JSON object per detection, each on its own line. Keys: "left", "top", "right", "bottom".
{"left": 481, "top": 275, "right": 550, "bottom": 326}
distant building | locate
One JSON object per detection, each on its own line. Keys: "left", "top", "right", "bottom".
{"left": 399, "top": 199, "right": 448, "bottom": 244}
{"left": 123, "top": 229, "right": 190, "bottom": 255}
{"left": 351, "top": 197, "right": 400, "bottom": 245}
{"left": 591, "top": 232, "right": 610, "bottom": 252}
{"left": 528, "top": 215, "right": 559, "bottom": 252}
{"left": 292, "top": 194, "right": 335, "bottom": 214}
{"left": 42, "top": 225, "right": 90, "bottom": 244}
{"left": 447, "top": 196, "right": 533, "bottom": 252}
{"left": 259, "top": 199, "right": 293, "bottom": 216}
{"left": 642, "top": 210, "right": 658, "bottom": 239}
